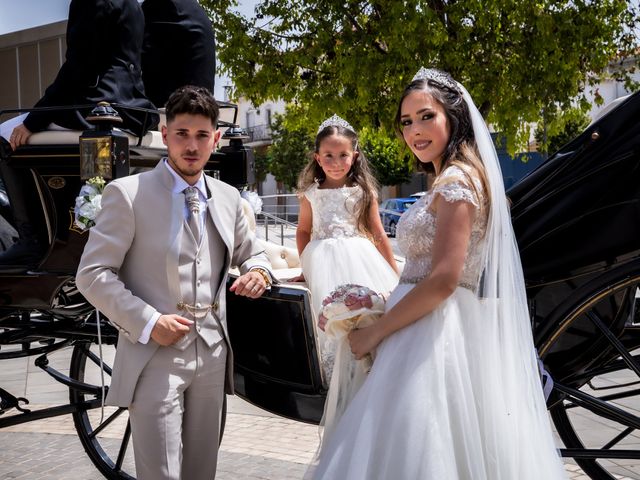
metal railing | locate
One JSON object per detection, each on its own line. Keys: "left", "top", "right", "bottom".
{"left": 257, "top": 211, "right": 297, "bottom": 245}
{"left": 256, "top": 193, "right": 299, "bottom": 246}
{"left": 246, "top": 124, "right": 272, "bottom": 143}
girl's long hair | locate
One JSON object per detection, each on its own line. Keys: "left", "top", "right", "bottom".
{"left": 394, "top": 74, "right": 490, "bottom": 213}
{"left": 297, "top": 125, "right": 379, "bottom": 238}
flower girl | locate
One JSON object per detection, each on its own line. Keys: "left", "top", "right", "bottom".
{"left": 296, "top": 115, "right": 399, "bottom": 445}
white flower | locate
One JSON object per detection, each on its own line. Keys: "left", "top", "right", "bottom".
{"left": 241, "top": 190, "right": 263, "bottom": 214}
{"left": 74, "top": 177, "right": 105, "bottom": 231}
{"left": 79, "top": 183, "right": 100, "bottom": 197}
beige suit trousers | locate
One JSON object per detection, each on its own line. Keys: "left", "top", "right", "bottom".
{"left": 128, "top": 337, "right": 227, "bottom": 480}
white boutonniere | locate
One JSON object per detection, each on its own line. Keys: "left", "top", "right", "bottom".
{"left": 74, "top": 176, "right": 105, "bottom": 231}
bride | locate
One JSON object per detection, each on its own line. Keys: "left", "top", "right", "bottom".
{"left": 311, "top": 68, "right": 568, "bottom": 479}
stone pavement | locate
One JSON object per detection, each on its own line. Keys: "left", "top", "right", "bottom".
{"left": 0, "top": 224, "right": 638, "bottom": 479}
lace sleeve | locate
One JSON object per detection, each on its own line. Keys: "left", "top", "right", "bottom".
{"left": 432, "top": 166, "right": 479, "bottom": 208}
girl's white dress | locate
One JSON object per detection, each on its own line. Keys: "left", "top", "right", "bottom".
{"left": 312, "top": 166, "right": 567, "bottom": 480}
{"left": 300, "top": 183, "right": 398, "bottom": 442}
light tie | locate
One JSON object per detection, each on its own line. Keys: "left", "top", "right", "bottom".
{"left": 184, "top": 186, "right": 201, "bottom": 241}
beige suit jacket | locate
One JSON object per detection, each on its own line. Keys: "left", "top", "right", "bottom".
{"left": 76, "top": 161, "right": 270, "bottom": 407}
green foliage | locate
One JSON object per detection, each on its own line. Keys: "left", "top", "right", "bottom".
{"left": 205, "top": 0, "right": 638, "bottom": 152}
{"left": 253, "top": 149, "right": 271, "bottom": 183}
{"left": 534, "top": 106, "right": 592, "bottom": 154}
{"left": 359, "top": 127, "right": 413, "bottom": 186}
{"left": 265, "top": 113, "right": 315, "bottom": 190}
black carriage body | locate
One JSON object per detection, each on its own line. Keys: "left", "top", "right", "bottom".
{"left": 507, "top": 92, "right": 640, "bottom": 373}
{"left": 510, "top": 92, "right": 640, "bottom": 284}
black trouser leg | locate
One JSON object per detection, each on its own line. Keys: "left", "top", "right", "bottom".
{"left": 0, "top": 160, "right": 47, "bottom": 267}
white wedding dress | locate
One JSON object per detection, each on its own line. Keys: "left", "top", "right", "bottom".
{"left": 300, "top": 183, "right": 398, "bottom": 442}
{"left": 312, "top": 166, "right": 567, "bottom": 480}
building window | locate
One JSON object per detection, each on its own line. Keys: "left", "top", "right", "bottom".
{"left": 266, "top": 108, "right": 272, "bottom": 125}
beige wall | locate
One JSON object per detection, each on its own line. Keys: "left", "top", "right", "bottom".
{"left": 0, "top": 21, "right": 66, "bottom": 121}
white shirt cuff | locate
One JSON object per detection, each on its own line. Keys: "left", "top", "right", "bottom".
{"left": 138, "top": 311, "right": 161, "bottom": 344}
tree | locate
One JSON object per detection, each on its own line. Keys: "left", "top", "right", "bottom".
{"left": 534, "top": 106, "right": 591, "bottom": 155}
{"left": 265, "top": 113, "right": 315, "bottom": 190}
{"left": 206, "top": 0, "right": 638, "bottom": 151}
{"left": 360, "top": 127, "right": 413, "bottom": 186}
{"left": 253, "top": 148, "right": 271, "bottom": 183}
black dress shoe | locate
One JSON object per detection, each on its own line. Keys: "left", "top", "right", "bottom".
{"left": 0, "top": 239, "right": 45, "bottom": 268}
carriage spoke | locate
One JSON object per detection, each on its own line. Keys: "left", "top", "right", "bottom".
{"left": 586, "top": 310, "right": 640, "bottom": 378}
{"left": 115, "top": 420, "right": 132, "bottom": 472}
{"left": 88, "top": 407, "right": 127, "bottom": 439}
{"left": 593, "top": 386, "right": 640, "bottom": 403}
{"left": 82, "top": 345, "right": 113, "bottom": 376}
{"left": 554, "top": 382, "right": 640, "bottom": 430}
{"left": 602, "top": 426, "right": 636, "bottom": 449}
{"left": 562, "top": 386, "right": 640, "bottom": 411}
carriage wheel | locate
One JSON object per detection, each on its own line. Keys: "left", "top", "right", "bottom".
{"left": 538, "top": 269, "right": 640, "bottom": 480}
{"left": 69, "top": 342, "right": 135, "bottom": 479}
{"left": 69, "top": 342, "right": 229, "bottom": 479}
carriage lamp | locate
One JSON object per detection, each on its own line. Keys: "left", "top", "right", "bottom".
{"left": 218, "top": 127, "right": 255, "bottom": 187}
{"left": 79, "top": 102, "right": 129, "bottom": 181}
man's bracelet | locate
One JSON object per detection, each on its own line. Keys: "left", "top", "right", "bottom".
{"left": 251, "top": 268, "right": 272, "bottom": 288}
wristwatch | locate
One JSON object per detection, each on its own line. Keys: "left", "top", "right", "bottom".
{"left": 251, "top": 267, "right": 272, "bottom": 289}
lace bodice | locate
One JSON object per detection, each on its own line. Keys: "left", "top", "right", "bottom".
{"left": 304, "top": 183, "right": 366, "bottom": 240}
{"left": 397, "top": 165, "right": 488, "bottom": 290}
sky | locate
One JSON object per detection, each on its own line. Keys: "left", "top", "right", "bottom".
{"left": 0, "top": 0, "right": 70, "bottom": 35}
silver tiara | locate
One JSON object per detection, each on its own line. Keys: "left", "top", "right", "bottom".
{"left": 317, "top": 114, "right": 355, "bottom": 134}
{"left": 412, "top": 67, "right": 459, "bottom": 92}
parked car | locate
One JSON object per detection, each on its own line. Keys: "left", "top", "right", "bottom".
{"left": 379, "top": 197, "right": 418, "bottom": 237}
{"left": 410, "top": 191, "right": 427, "bottom": 198}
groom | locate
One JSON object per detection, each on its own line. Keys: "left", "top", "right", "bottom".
{"left": 76, "top": 85, "right": 272, "bottom": 480}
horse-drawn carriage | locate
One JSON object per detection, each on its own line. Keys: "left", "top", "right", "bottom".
{"left": 0, "top": 93, "right": 639, "bottom": 480}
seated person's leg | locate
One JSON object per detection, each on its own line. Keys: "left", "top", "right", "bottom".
{"left": 0, "top": 160, "right": 47, "bottom": 267}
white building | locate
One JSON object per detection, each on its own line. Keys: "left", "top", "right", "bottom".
{"left": 587, "top": 56, "right": 640, "bottom": 119}
{"left": 0, "top": 0, "right": 70, "bottom": 120}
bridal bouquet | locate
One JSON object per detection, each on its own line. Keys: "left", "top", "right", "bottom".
{"left": 74, "top": 176, "right": 105, "bottom": 231}
{"left": 320, "top": 284, "right": 386, "bottom": 371}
